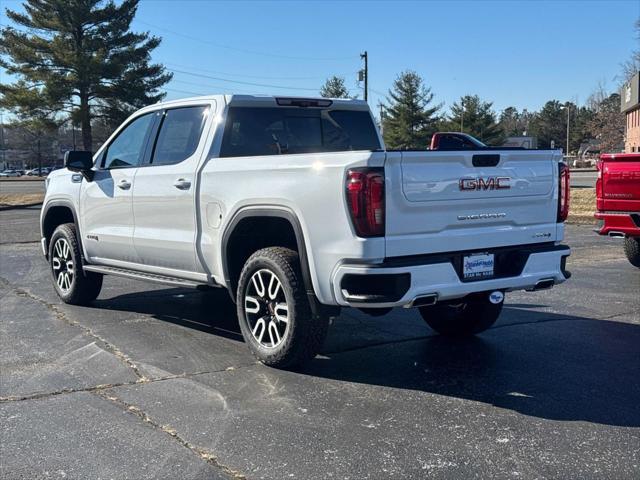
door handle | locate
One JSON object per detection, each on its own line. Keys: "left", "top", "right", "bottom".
{"left": 117, "top": 179, "right": 131, "bottom": 190}
{"left": 173, "top": 178, "right": 191, "bottom": 190}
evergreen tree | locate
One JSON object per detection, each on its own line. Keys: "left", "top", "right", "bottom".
{"left": 569, "top": 105, "right": 594, "bottom": 154}
{"left": 320, "top": 76, "right": 351, "bottom": 98}
{"left": 0, "top": 0, "right": 172, "bottom": 150}
{"left": 528, "top": 100, "right": 567, "bottom": 150}
{"left": 498, "top": 107, "right": 520, "bottom": 137}
{"left": 382, "top": 70, "right": 440, "bottom": 149}
{"left": 446, "top": 95, "right": 504, "bottom": 145}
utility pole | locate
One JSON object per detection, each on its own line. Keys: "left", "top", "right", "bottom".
{"left": 460, "top": 98, "right": 465, "bottom": 132}
{"left": 377, "top": 101, "right": 385, "bottom": 134}
{"left": 565, "top": 104, "right": 571, "bottom": 157}
{"left": 360, "top": 51, "right": 368, "bottom": 103}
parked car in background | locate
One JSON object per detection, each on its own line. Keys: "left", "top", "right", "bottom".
{"left": 0, "top": 169, "right": 22, "bottom": 177}
{"left": 595, "top": 153, "right": 640, "bottom": 268}
{"left": 26, "top": 167, "right": 50, "bottom": 176}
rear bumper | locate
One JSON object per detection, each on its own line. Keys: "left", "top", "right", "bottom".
{"left": 594, "top": 212, "right": 640, "bottom": 237}
{"left": 332, "top": 244, "right": 571, "bottom": 308}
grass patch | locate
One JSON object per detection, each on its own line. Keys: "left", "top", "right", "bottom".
{"left": 0, "top": 193, "right": 45, "bottom": 207}
{"left": 568, "top": 188, "right": 596, "bottom": 224}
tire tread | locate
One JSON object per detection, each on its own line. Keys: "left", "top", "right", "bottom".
{"left": 236, "top": 247, "right": 328, "bottom": 368}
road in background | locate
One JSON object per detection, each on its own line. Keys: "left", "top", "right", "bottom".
{"left": 0, "top": 179, "right": 45, "bottom": 195}
{"left": 570, "top": 170, "right": 597, "bottom": 188}
{"left": 1, "top": 207, "right": 638, "bottom": 479}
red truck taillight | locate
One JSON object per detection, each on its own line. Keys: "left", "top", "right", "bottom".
{"left": 346, "top": 168, "right": 385, "bottom": 237}
{"left": 595, "top": 159, "right": 604, "bottom": 211}
{"left": 557, "top": 162, "right": 570, "bottom": 222}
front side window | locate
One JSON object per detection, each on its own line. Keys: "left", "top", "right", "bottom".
{"left": 103, "top": 113, "right": 154, "bottom": 169}
{"left": 151, "top": 106, "right": 209, "bottom": 166}
{"left": 220, "top": 107, "right": 380, "bottom": 157}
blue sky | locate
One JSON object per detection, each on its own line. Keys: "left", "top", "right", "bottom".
{"left": 2, "top": 0, "right": 639, "bottom": 116}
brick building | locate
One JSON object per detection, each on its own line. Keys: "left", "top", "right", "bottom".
{"left": 621, "top": 71, "right": 640, "bottom": 153}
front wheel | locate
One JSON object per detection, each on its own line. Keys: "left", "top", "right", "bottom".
{"left": 236, "top": 247, "right": 329, "bottom": 369}
{"left": 623, "top": 236, "right": 640, "bottom": 268}
{"left": 418, "top": 293, "right": 503, "bottom": 336}
{"left": 49, "top": 223, "right": 103, "bottom": 305}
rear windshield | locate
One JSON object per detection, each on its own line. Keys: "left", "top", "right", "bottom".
{"left": 219, "top": 107, "right": 381, "bottom": 157}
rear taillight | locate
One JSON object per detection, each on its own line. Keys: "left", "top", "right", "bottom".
{"left": 557, "top": 162, "right": 570, "bottom": 222}
{"left": 346, "top": 168, "right": 385, "bottom": 237}
{"left": 595, "top": 159, "right": 604, "bottom": 211}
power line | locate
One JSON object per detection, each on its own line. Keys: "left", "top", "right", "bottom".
{"left": 163, "top": 87, "right": 207, "bottom": 97}
{"left": 166, "top": 62, "right": 348, "bottom": 81}
{"left": 134, "top": 19, "right": 358, "bottom": 61}
{"left": 370, "top": 87, "right": 387, "bottom": 97}
{"left": 170, "top": 79, "right": 267, "bottom": 95}
{"left": 169, "top": 68, "right": 319, "bottom": 91}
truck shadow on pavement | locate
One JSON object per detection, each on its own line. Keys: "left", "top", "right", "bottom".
{"left": 307, "top": 310, "right": 640, "bottom": 429}
{"left": 93, "top": 289, "right": 640, "bottom": 428}
{"left": 93, "top": 287, "right": 244, "bottom": 341}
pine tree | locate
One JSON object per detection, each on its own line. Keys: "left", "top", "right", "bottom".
{"left": 320, "top": 76, "right": 351, "bottom": 98}
{"left": 447, "top": 95, "right": 504, "bottom": 145}
{"left": 382, "top": 71, "right": 441, "bottom": 149}
{"left": 0, "top": 0, "right": 172, "bottom": 150}
{"left": 528, "top": 100, "right": 566, "bottom": 149}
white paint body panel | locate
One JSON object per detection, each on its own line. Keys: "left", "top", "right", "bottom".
{"left": 42, "top": 94, "right": 569, "bottom": 309}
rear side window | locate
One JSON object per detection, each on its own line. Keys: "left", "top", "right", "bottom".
{"left": 220, "top": 107, "right": 380, "bottom": 157}
{"left": 151, "top": 106, "right": 209, "bottom": 166}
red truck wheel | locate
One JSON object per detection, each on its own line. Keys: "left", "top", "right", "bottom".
{"left": 624, "top": 237, "right": 640, "bottom": 268}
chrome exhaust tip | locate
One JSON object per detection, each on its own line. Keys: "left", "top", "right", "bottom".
{"left": 608, "top": 231, "right": 626, "bottom": 238}
{"left": 407, "top": 294, "right": 438, "bottom": 308}
{"left": 533, "top": 278, "right": 555, "bottom": 291}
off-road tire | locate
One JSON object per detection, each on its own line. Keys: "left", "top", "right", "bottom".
{"left": 236, "top": 247, "right": 329, "bottom": 368}
{"left": 419, "top": 294, "right": 503, "bottom": 336}
{"left": 623, "top": 236, "right": 640, "bottom": 268}
{"left": 49, "top": 223, "right": 103, "bottom": 305}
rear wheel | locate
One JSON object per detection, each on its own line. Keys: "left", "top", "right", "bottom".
{"left": 623, "top": 236, "right": 640, "bottom": 268}
{"left": 49, "top": 223, "right": 103, "bottom": 305}
{"left": 236, "top": 247, "right": 329, "bottom": 368}
{"left": 418, "top": 293, "right": 503, "bottom": 336}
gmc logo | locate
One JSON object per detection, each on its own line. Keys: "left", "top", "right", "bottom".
{"left": 459, "top": 177, "right": 511, "bottom": 191}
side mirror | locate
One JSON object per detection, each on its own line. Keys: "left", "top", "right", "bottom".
{"left": 64, "top": 151, "right": 94, "bottom": 180}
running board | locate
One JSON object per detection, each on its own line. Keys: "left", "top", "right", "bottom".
{"left": 83, "top": 265, "right": 206, "bottom": 288}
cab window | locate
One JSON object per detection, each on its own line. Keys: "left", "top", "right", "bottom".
{"left": 102, "top": 113, "right": 155, "bottom": 169}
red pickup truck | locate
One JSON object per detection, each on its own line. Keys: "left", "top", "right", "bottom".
{"left": 595, "top": 153, "right": 640, "bottom": 268}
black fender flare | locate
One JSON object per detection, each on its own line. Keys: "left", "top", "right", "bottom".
{"left": 41, "top": 200, "right": 82, "bottom": 261}
{"left": 221, "top": 206, "right": 337, "bottom": 317}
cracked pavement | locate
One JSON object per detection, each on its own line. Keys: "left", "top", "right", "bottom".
{"left": 1, "top": 207, "right": 639, "bottom": 479}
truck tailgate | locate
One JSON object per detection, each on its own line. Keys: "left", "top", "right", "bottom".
{"left": 597, "top": 154, "right": 640, "bottom": 213}
{"left": 385, "top": 150, "right": 562, "bottom": 257}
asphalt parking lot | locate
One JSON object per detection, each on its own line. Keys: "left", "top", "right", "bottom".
{"left": 1, "top": 207, "right": 638, "bottom": 479}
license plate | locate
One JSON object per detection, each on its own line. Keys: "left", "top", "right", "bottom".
{"left": 463, "top": 253, "right": 494, "bottom": 280}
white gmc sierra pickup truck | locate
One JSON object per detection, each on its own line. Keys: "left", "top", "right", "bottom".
{"left": 41, "top": 95, "right": 571, "bottom": 368}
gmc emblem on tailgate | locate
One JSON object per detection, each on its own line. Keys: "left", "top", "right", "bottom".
{"left": 459, "top": 177, "right": 511, "bottom": 191}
